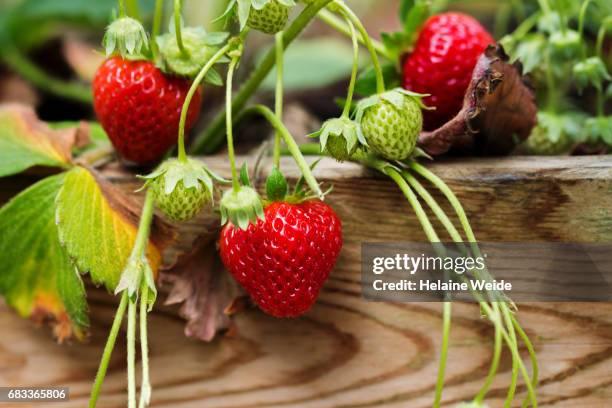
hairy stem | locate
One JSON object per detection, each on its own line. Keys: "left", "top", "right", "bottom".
{"left": 191, "top": 0, "right": 336, "bottom": 154}
{"left": 335, "top": 1, "right": 385, "bottom": 94}
{"left": 119, "top": 0, "right": 126, "bottom": 17}
{"left": 317, "top": 8, "right": 392, "bottom": 60}
{"left": 339, "top": 10, "right": 359, "bottom": 118}
{"left": 274, "top": 33, "right": 284, "bottom": 169}
{"left": 226, "top": 56, "right": 241, "bottom": 191}
{"left": 89, "top": 292, "right": 128, "bottom": 408}
{"left": 177, "top": 44, "right": 230, "bottom": 162}
{"left": 2, "top": 49, "right": 92, "bottom": 104}
{"left": 126, "top": 0, "right": 141, "bottom": 20}
{"left": 243, "top": 105, "right": 323, "bottom": 198}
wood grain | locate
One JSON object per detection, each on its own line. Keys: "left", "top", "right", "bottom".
{"left": 1, "top": 155, "right": 611, "bottom": 407}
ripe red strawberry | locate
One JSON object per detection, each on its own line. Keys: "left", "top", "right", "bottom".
{"left": 93, "top": 57, "right": 202, "bottom": 164}
{"left": 402, "top": 12, "right": 494, "bottom": 130}
{"left": 219, "top": 200, "right": 342, "bottom": 318}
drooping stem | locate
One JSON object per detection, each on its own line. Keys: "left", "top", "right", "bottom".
{"left": 226, "top": 56, "right": 241, "bottom": 192}
{"left": 132, "top": 190, "right": 156, "bottom": 256}
{"left": 339, "top": 10, "right": 360, "bottom": 118}
{"left": 317, "top": 8, "right": 392, "bottom": 60}
{"left": 475, "top": 305, "right": 503, "bottom": 404}
{"left": 502, "top": 306, "right": 520, "bottom": 407}
{"left": 192, "top": 0, "right": 336, "bottom": 154}
{"left": 89, "top": 292, "right": 129, "bottom": 408}
{"left": 177, "top": 44, "right": 230, "bottom": 162}
{"left": 2, "top": 48, "right": 92, "bottom": 104}
{"left": 174, "top": 0, "right": 189, "bottom": 57}
{"left": 150, "top": 0, "right": 164, "bottom": 59}
{"left": 127, "top": 298, "right": 137, "bottom": 408}
{"left": 243, "top": 105, "right": 323, "bottom": 198}
{"left": 138, "top": 280, "right": 151, "bottom": 408}
{"left": 514, "top": 314, "right": 539, "bottom": 408}
{"left": 335, "top": 1, "right": 385, "bottom": 94}
{"left": 274, "top": 33, "right": 284, "bottom": 169}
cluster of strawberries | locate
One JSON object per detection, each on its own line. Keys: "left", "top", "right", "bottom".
{"left": 93, "top": 0, "right": 492, "bottom": 318}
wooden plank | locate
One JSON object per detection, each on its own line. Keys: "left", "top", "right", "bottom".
{"left": 0, "top": 156, "right": 611, "bottom": 407}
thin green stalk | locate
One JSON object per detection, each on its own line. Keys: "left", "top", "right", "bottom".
{"left": 435, "top": 301, "right": 452, "bottom": 408}
{"left": 151, "top": 0, "right": 165, "bottom": 59}
{"left": 138, "top": 281, "right": 151, "bottom": 408}
{"left": 127, "top": 298, "right": 137, "bottom": 408}
{"left": 537, "top": 0, "right": 551, "bottom": 15}
{"left": 192, "top": 0, "right": 336, "bottom": 154}
{"left": 596, "top": 22, "right": 610, "bottom": 116}
{"left": 126, "top": 0, "right": 141, "bottom": 20}
{"left": 177, "top": 44, "right": 230, "bottom": 162}
{"left": 340, "top": 11, "right": 359, "bottom": 118}
{"left": 2, "top": 49, "right": 92, "bottom": 104}
{"left": 119, "top": 0, "right": 126, "bottom": 17}
{"left": 244, "top": 105, "right": 323, "bottom": 198}
{"left": 89, "top": 292, "right": 129, "bottom": 408}
{"left": 317, "top": 8, "right": 392, "bottom": 60}
{"left": 174, "top": 0, "right": 189, "bottom": 56}
{"left": 514, "top": 314, "right": 539, "bottom": 408}
{"left": 578, "top": 0, "right": 593, "bottom": 59}
{"left": 335, "top": 1, "right": 385, "bottom": 94}
{"left": 274, "top": 33, "right": 284, "bottom": 169}
{"left": 475, "top": 305, "right": 503, "bottom": 404}
{"left": 132, "top": 191, "right": 156, "bottom": 255}
{"left": 502, "top": 305, "right": 519, "bottom": 407}
{"left": 226, "top": 56, "right": 241, "bottom": 192}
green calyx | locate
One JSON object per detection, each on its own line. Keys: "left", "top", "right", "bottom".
{"left": 311, "top": 116, "right": 363, "bottom": 162}
{"left": 219, "top": 0, "right": 296, "bottom": 34}
{"left": 103, "top": 17, "right": 149, "bottom": 58}
{"left": 220, "top": 186, "right": 265, "bottom": 230}
{"left": 140, "top": 158, "right": 224, "bottom": 222}
{"left": 355, "top": 88, "right": 429, "bottom": 161}
{"left": 115, "top": 255, "right": 156, "bottom": 307}
{"left": 157, "top": 24, "right": 229, "bottom": 80}
{"left": 573, "top": 57, "right": 610, "bottom": 92}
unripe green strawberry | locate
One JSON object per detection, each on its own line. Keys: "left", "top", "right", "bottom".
{"left": 356, "top": 89, "right": 426, "bottom": 161}
{"left": 151, "top": 177, "right": 211, "bottom": 222}
{"left": 312, "top": 117, "right": 362, "bottom": 162}
{"left": 247, "top": 0, "right": 290, "bottom": 34}
{"left": 326, "top": 135, "right": 357, "bottom": 162}
{"left": 140, "top": 158, "right": 221, "bottom": 222}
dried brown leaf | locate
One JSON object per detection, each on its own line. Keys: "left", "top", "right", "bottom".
{"left": 418, "top": 44, "right": 537, "bottom": 155}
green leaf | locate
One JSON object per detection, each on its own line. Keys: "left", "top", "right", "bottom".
{"left": 0, "top": 105, "right": 89, "bottom": 178}
{"left": 260, "top": 38, "right": 359, "bottom": 91}
{"left": 56, "top": 166, "right": 168, "bottom": 292}
{"left": 0, "top": 173, "right": 88, "bottom": 341}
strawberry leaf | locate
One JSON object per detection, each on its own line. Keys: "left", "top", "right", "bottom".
{"left": 163, "top": 225, "right": 242, "bottom": 342}
{"left": 55, "top": 166, "right": 174, "bottom": 292}
{"left": 0, "top": 173, "right": 88, "bottom": 342}
{"left": 0, "top": 104, "right": 90, "bottom": 178}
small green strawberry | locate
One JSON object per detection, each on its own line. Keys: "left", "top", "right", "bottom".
{"left": 141, "top": 158, "right": 223, "bottom": 222}
{"left": 311, "top": 117, "right": 363, "bottom": 162}
{"left": 218, "top": 0, "right": 295, "bottom": 35}
{"left": 355, "top": 88, "right": 428, "bottom": 161}
{"left": 157, "top": 23, "right": 229, "bottom": 79}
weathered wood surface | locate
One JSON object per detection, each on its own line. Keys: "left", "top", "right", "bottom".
{"left": 1, "top": 156, "right": 612, "bottom": 407}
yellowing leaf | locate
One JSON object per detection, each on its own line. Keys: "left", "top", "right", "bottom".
{"left": 0, "top": 104, "right": 90, "bottom": 177}
{"left": 55, "top": 166, "right": 173, "bottom": 291}
{"left": 0, "top": 173, "right": 88, "bottom": 341}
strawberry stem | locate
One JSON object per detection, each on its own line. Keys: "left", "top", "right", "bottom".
{"left": 340, "top": 13, "right": 359, "bottom": 119}
{"left": 138, "top": 279, "right": 151, "bottom": 408}
{"left": 317, "top": 9, "right": 392, "bottom": 60}
{"left": 192, "top": 0, "right": 336, "bottom": 154}
{"left": 226, "top": 55, "right": 241, "bottom": 192}
{"left": 475, "top": 308, "right": 502, "bottom": 404}
{"left": 174, "top": 0, "right": 189, "bottom": 57}
{"left": 177, "top": 44, "right": 231, "bottom": 163}
{"left": 118, "top": 0, "right": 126, "bottom": 18}
{"left": 273, "top": 33, "right": 284, "bottom": 169}
{"left": 89, "top": 292, "right": 128, "bottom": 408}
{"left": 335, "top": 1, "right": 385, "bottom": 94}
{"left": 150, "top": 0, "right": 164, "bottom": 60}
{"left": 126, "top": 0, "right": 141, "bottom": 20}
{"left": 244, "top": 105, "right": 323, "bottom": 199}
{"left": 127, "top": 297, "right": 137, "bottom": 408}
